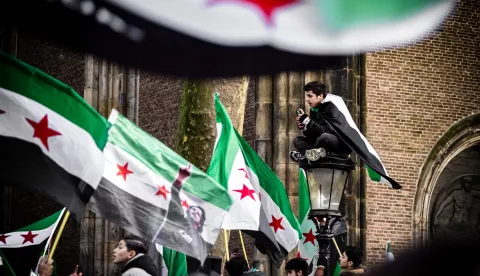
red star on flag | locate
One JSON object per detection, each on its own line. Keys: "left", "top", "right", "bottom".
{"left": 269, "top": 215, "right": 285, "bottom": 233}
{"left": 26, "top": 114, "right": 62, "bottom": 151}
{"left": 303, "top": 229, "right": 316, "bottom": 245}
{"left": 297, "top": 251, "right": 308, "bottom": 260}
{"left": 233, "top": 184, "right": 256, "bottom": 200}
{"left": 116, "top": 162, "right": 133, "bottom": 181}
{"left": 238, "top": 168, "right": 249, "bottom": 179}
{"left": 209, "top": 0, "right": 300, "bottom": 25}
{"left": 181, "top": 200, "right": 190, "bottom": 209}
{"left": 155, "top": 185, "right": 170, "bottom": 199}
{"left": 21, "top": 231, "right": 39, "bottom": 244}
{"left": 0, "top": 234, "right": 10, "bottom": 244}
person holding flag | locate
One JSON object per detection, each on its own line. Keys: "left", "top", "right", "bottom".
{"left": 291, "top": 81, "right": 401, "bottom": 189}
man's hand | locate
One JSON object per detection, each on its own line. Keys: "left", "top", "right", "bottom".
{"left": 296, "top": 109, "right": 306, "bottom": 129}
{"left": 38, "top": 257, "right": 54, "bottom": 276}
{"left": 70, "top": 265, "right": 83, "bottom": 276}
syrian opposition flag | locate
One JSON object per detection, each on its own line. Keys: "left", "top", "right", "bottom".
{"left": 0, "top": 52, "right": 110, "bottom": 221}
{"left": 318, "top": 94, "right": 402, "bottom": 189}
{"left": 0, "top": 209, "right": 64, "bottom": 276}
{"left": 296, "top": 169, "right": 318, "bottom": 270}
{"left": 0, "top": 0, "right": 454, "bottom": 77}
{"left": 88, "top": 110, "right": 232, "bottom": 263}
{"left": 207, "top": 94, "right": 301, "bottom": 266}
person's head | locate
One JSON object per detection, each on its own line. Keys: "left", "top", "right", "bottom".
{"left": 462, "top": 176, "right": 473, "bottom": 192}
{"left": 339, "top": 246, "right": 364, "bottom": 269}
{"left": 304, "top": 81, "right": 327, "bottom": 108}
{"left": 285, "top": 258, "right": 309, "bottom": 276}
{"left": 188, "top": 205, "right": 206, "bottom": 232}
{"left": 113, "top": 234, "right": 149, "bottom": 264}
{"left": 251, "top": 260, "right": 264, "bottom": 271}
{"left": 225, "top": 257, "right": 249, "bottom": 276}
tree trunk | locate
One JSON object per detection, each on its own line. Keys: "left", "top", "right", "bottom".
{"left": 174, "top": 76, "right": 250, "bottom": 265}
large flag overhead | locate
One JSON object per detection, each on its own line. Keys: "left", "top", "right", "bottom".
{"left": 0, "top": 52, "right": 110, "bottom": 221}
{"left": 296, "top": 169, "right": 318, "bottom": 271}
{"left": 0, "top": 0, "right": 454, "bottom": 76}
{"left": 208, "top": 94, "right": 301, "bottom": 266}
{"left": 88, "top": 109, "right": 232, "bottom": 263}
{"left": 318, "top": 94, "right": 402, "bottom": 189}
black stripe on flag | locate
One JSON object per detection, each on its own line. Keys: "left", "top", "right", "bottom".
{"left": 88, "top": 178, "right": 168, "bottom": 240}
{"left": 0, "top": 136, "right": 94, "bottom": 222}
{"left": 242, "top": 208, "right": 288, "bottom": 267}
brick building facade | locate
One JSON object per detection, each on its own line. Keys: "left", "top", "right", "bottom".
{"left": 364, "top": 0, "right": 480, "bottom": 264}
{"left": 1, "top": 0, "right": 479, "bottom": 274}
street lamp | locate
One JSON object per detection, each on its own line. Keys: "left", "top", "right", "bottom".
{"left": 300, "top": 148, "right": 355, "bottom": 276}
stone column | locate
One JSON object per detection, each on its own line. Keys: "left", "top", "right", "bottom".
{"left": 81, "top": 56, "right": 139, "bottom": 276}
{"left": 254, "top": 75, "right": 274, "bottom": 276}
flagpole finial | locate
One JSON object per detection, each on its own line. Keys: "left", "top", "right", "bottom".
{"left": 214, "top": 91, "right": 220, "bottom": 97}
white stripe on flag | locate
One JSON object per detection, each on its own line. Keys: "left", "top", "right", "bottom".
{"left": 0, "top": 87, "right": 104, "bottom": 187}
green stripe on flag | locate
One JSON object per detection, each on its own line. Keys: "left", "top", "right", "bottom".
{"left": 163, "top": 247, "right": 187, "bottom": 276}
{"left": 317, "top": 0, "right": 441, "bottom": 30}
{"left": 17, "top": 210, "right": 63, "bottom": 232}
{"left": 297, "top": 169, "right": 310, "bottom": 223}
{"left": 107, "top": 111, "right": 232, "bottom": 211}
{"left": 235, "top": 130, "right": 302, "bottom": 239}
{"left": 0, "top": 52, "right": 110, "bottom": 150}
{"left": 207, "top": 95, "right": 242, "bottom": 189}
{"left": 0, "top": 249, "right": 16, "bottom": 276}
{"left": 367, "top": 166, "right": 381, "bottom": 182}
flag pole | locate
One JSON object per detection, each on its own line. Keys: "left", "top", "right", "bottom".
{"left": 331, "top": 236, "right": 342, "bottom": 257}
{"left": 48, "top": 210, "right": 70, "bottom": 260}
{"left": 35, "top": 208, "right": 66, "bottom": 273}
{"left": 238, "top": 231, "right": 249, "bottom": 264}
{"left": 223, "top": 229, "right": 230, "bottom": 261}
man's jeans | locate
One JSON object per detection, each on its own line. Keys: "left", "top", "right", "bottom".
{"left": 293, "top": 133, "right": 351, "bottom": 155}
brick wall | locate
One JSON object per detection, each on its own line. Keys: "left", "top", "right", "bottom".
{"left": 6, "top": 31, "right": 85, "bottom": 276}
{"left": 138, "top": 71, "right": 184, "bottom": 148}
{"left": 365, "top": 0, "right": 480, "bottom": 264}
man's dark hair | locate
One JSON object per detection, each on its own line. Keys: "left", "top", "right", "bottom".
{"left": 251, "top": 260, "right": 263, "bottom": 269}
{"left": 285, "top": 258, "right": 308, "bottom": 275}
{"left": 304, "top": 81, "right": 327, "bottom": 98}
{"left": 345, "top": 246, "right": 364, "bottom": 268}
{"left": 225, "top": 257, "right": 249, "bottom": 276}
{"left": 122, "top": 234, "right": 149, "bottom": 255}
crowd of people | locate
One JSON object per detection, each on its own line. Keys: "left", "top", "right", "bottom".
{"left": 35, "top": 233, "right": 365, "bottom": 276}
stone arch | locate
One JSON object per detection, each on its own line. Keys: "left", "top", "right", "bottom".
{"left": 412, "top": 113, "right": 480, "bottom": 247}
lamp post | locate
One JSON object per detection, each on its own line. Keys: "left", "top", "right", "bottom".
{"left": 299, "top": 148, "right": 355, "bottom": 276}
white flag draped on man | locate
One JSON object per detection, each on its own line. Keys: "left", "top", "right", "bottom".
{"left": 318, "top": 94, "right": 402, "bottom": 189}
{"left": 207, "top": 94, "right": 301, "bottom": 266}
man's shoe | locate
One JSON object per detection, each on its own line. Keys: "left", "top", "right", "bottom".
{"left": 305, "top": 147, "right": 327, "bottom": 161}
{"left": 290, "top": 151, "right": 304, "bottom": 162}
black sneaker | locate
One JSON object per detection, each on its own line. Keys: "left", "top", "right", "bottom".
{"left": 290, "top": 151, "right": 304, "bottom": 162}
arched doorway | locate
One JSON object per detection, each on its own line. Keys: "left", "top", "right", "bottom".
{"left": 412, "top": 114, "right": 480, "bottom": 247}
